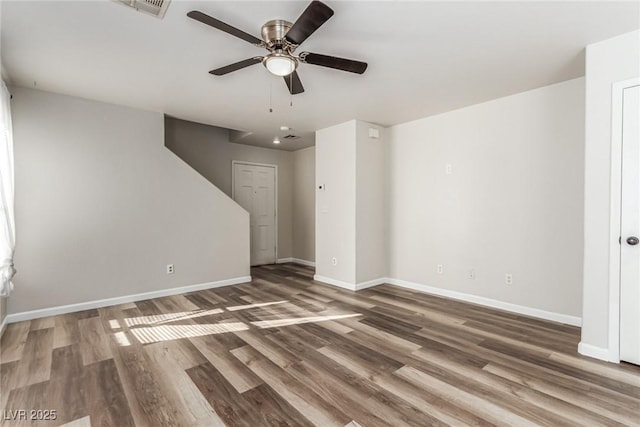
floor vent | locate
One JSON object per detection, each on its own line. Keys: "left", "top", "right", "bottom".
{"left": 113, "top": 0, "right": 171, "bottom": 19}
{"left": 283, "top": 134, "right": 300, "bottom": 140}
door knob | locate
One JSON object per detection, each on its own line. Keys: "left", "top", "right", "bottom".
{"left": 627, "top": 236, "right": 640, "bottom": 246}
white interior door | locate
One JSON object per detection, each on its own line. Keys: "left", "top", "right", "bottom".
{"left": 233, "top": 163, "right": 276, "bottom": 266}
{"left": 620, "top": 84, "right": 640, "bottom": 365}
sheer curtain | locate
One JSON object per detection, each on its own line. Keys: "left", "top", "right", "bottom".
{"left": 0, "top": 80, "right": 15, "bottom": 297}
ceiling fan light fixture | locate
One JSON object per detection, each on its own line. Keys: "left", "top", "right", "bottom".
{"left": 264, "top": 53, "right": 297, "bottom": 77}
{"left": 189, "top": 2, "right": 367, "bottom": 95}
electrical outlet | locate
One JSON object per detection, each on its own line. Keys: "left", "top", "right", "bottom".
{"left": 166, "top": 264, "right": 174, "bottom": 274}
{"left": 467, "top": 269, "right": 476, "bottom": 280}
{"left": 445, "top": 163, "right": 453, "bottom": 175}
{"left": 437, "top": 264, "right": 443, "bottom": 274}
{"left": 505, "top": 273, "right": 513, "bottom": 285}
{"left": 331, "top": 257, "right": 337, "bottom": 266}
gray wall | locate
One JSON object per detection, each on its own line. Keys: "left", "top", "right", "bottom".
{"left": 165, "top": 117, "right": 294, "bottom": 260}
{"left": 388, "top": 78, "right": 585, "bottom": 318}
{"left": 582, "top": 30, "right": 640, "bottom": 351}
{"left": 0, "top": 299, "right": 4, "bottom": 330}
{"left": 315, "top": 120, "right": 388, "bottom": 285}
{"left": 292, "top": 146, "right": 315, "bottom": 263}
{"left": 0, "top": 0, "right": 6, "bottom": 329}
{"left": 316, "top": 121, "right": 357, "bottom": 283}
{"left": 0, "top": 290, "right": 5, "bottom": 330}
{"left": 356, "top": 121, "right": 388, "bottom": 283}
{"left": 10, "top": 87, "right": 249, "bottom": 314}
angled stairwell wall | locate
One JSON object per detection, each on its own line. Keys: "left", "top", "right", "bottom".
{"left": 8, "top": 87, "right": 250, "bottom": 317}
{"left": 164, "top": 117, "right": 295, "bottom": 260}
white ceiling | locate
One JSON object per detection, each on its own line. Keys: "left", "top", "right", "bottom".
{"left": 2, "top": 1, "right": 639, "bottom": 151}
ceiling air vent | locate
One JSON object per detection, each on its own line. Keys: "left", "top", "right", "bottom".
{"left": 283, "top": 134, "right": 300, "bottom": 141}
{"left": 114, "top": 0, "right": 171, "bottom": 19}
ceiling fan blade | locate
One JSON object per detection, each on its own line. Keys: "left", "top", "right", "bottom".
{"left": 285, "top": 1, "right": 334, "bottom": 46}
{"left": 209, "top": 57, "right": 263, "bottom": 76}
{"left": 300, "top": 52, "right": 368, "bottom": 74}
{"left": 187, "top": 11, "right": 264, "bottom": 46}
{"left": 284, "top": 71, "right": 305, "bottom": 95}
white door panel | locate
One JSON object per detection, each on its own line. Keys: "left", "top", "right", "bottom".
{"left": 233, "top": 163, "right": 276, "bottom": 266}
{"left": 620, "top": 85, "right": 640, "bottom": 365}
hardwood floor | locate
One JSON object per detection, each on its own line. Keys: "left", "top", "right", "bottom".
{"left": 1, "top": 263, "right": 639, "bottom": 426}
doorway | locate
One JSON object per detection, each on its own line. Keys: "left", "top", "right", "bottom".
{"left": 619, "top": 83, "right": 640, "bottom": 365}
{"left": 609, "top": 78, "right": 640, "bottom": 364}
{"left": 232, "top": 161, "right": 277, "bottom": 266}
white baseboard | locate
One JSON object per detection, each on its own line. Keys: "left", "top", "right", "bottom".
{"left": 354, "top": 277, "right": 387, "bottom": 290}
{"left": 0, "top": 314, "right": 7, "bottom": 337}
{"left": 386, "top": 278, "right": 582, "bottom": 327}
{"left": 313, "top": 275, "right": 387, "bottom": 291}
{"left": 313, "top": 275, "right": 357, "bottom": 291}
{"left": 312, "top": 274, "right": 580, "bottom": 326}
{"left": 578, "top": 342, "right": 611, "bottom": 362}
{"left": 5, "top": 275, "right": 252, "bottom": 324}
{"left": 292, "top": 258, "right": 315, "bottom": 267}
{"left": 277, "top": 258, "right": 316, "bottom": 267}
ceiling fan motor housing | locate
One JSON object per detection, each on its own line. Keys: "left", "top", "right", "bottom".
{"left": 261, "top": 20, "right": 294, "bottom": 50}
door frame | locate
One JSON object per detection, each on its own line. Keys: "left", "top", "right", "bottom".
{"left": 608, "top": 77, "right": 640, "bottom": 363}
{"left": 231, "top": 160, "right": 278, "bottom": 264}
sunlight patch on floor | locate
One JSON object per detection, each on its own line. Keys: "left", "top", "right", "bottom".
{"left": 226, "top": 300, "right": 288, "bottom": 312}
{"left": 123, "top": 308, "right": 224, "bottom": 327}
{"left": 130, "top": 322, "right": 250, "bottom": 344}
{"left": 251, "top": 313, "right": 362, "bottom": 329}
{"left": 113, "top": 331, "right": 131, "bottom": 346}
{"left": 115, "top": 299, "right": 362, "bottom": 344}
{"left": 109, "top": 319, "right": 122, "bottom": 330}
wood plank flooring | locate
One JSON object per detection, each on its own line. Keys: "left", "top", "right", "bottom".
{"left": 1, "top": 263, "right": 639, "bottom": 426}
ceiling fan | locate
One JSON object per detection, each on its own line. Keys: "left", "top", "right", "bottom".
{"left": 187, "top": 1, "right": 367, "bottom": 95}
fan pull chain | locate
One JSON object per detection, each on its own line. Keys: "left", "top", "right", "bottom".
{"left": 289, "top": 74, "right": 293, "bottom": 107}
{"left": 269, "top": 82, "right": 273, "bottom": 113}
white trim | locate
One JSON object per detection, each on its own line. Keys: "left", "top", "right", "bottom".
{"left": 314, "top": 275, "right": 387, "bottom": 291}
{"left": 293, "top": 258, "right": 315, "bottom": 267}
{"left": 312, "top": 274, "right": 580, "bottom": 326}
{"left": 0, "top": 314, "right": 7, "bottom": 337}
{"left": 277, "top": 258, "right": 316, "bottom": 267}
{"left": 578, "top": 342, "right": 611, "bottom": 362}
{"left": 386, "top": 278, "right": 582, "bottom": 327}
{"left": 314, "top": 275, "right": 358, "bottom": 291}
{"left": 232, "top": 160, "right": 278, "bottom": 265}
{"left": 608, "top": 77, "right": 640, "bottom": 364}
{"left": 354, "top": 277, "right": 387, "bottom": 290}
{"left": 5, "top": 276, "right": 252, "bottom": 323}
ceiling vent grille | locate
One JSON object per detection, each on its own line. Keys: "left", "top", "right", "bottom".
{"left": 114, "top": 0, "right": 171, "bottom": 19}
{"left": 283, "top": 134, "right": 300, "bottom": 140}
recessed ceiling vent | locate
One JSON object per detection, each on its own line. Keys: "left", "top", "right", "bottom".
{"left": 114, "top": 0, "right": 171, "bottom": 19}
{"left": 283, "top": 134, "right": 300, "bottom": 141}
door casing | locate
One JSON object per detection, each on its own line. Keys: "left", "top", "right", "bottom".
{"left": 608, "top": 77, "right": 640, "bottom": 363}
